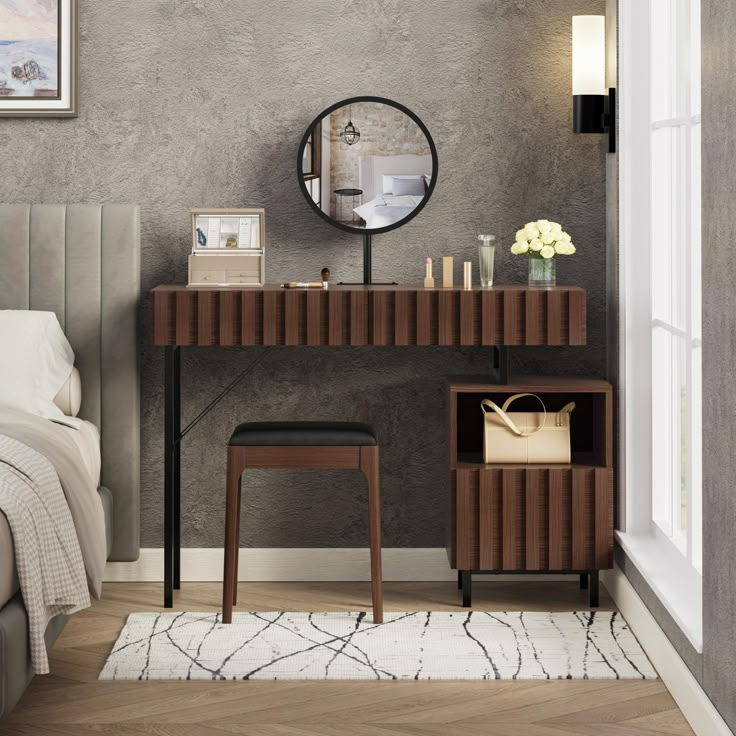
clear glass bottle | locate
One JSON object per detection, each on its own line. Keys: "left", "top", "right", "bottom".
{"left": 477, "top": 234, "right": 496, "bottom": 287}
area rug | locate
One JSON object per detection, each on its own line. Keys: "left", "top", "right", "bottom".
{"left": 99, "top": 611, "right": 657, "bottom": 681}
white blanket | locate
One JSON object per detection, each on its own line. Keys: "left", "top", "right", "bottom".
{"left": 0, "top": 435, "right": 91, "bottom": 674}
{"left": 353, "top": 195, "right": 424, "bottom": 229}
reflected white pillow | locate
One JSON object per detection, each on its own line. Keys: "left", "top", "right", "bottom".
{"left": 0, "top": 311, "right": 75, "bottom": 420}
{"left": 381, "top": 174, "right": 423, "bottom": 195}
{"left": 392, "top": 177, "right": 425, "bottom": 196}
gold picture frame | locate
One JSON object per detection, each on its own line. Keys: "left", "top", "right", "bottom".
{"left": 0, "top": 0, "right": 79, "bottom": 118}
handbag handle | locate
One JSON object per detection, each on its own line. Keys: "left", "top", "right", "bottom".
{"left": 481, "top": 393, "right": 547, "bottom": 437}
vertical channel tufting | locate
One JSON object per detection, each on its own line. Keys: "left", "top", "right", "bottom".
{"left": 65, "top": 205, "right": 102, "bottom": 429}
{"left": 29, "top": 205, "right": 66, "bottom": 328}
{"left": 101, "top": 204, "right": 141, "bottom": 560}
{"left": 0, "top": 204, "right": 31, "bottom": 309}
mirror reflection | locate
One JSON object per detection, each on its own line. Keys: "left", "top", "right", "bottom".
{"left": 299, "top": 99, "right": 435, "bottom": 232}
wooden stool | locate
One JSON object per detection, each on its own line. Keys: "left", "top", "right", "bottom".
{"left": 222, "top": 421, "right": 383, "bottom": 624}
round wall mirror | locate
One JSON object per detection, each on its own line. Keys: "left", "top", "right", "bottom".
{"left": 297, "top": 96, "right": 438, "bottom": 282}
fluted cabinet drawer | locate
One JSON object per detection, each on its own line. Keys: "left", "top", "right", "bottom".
{"left": 451, "top": 466, "right": 613, "bottom": 571}
{"left": 152, "top": 286, "right": 587, "bottom": 346}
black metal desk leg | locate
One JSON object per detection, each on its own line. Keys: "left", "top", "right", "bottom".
{"left": 173, "top": 348, "right": 181, "bottom": 590}
{"left": 580, "top": 573, "right": 589, "bottom": 589}
{"left": 164, "top": 346, "right": 181, "bottom": 608}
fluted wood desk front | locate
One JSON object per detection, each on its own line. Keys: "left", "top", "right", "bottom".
{"left": 151, "top": 284, "right": 588, "bottom": 607}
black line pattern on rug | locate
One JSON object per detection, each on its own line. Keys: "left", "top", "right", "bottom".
{"left": 305, "top": 612, "right": 394, "bottom": 679}
{"left": 243, "top": 612, "right": 416, "bottom": 679}
{"left": 609, "top": 611, "right": 647, "bottom": 679}
{"left": 112, "top": 612, "right": 214, "bottom": 657}
{"left": 137, "top": 612, "right": 161, "bottom": 681}
{"left": 413, "top": 611, "right": 432, "bottom": 680}
{"left": 484, "top": 612, "right": 523, "bottom": 679}
{"left": 213, "top": 612, "right": 287, "bottom": 680}
{"left": 462, "top": 611, "right": 500, "bottom": 679}
{"left": 518, "top": 611, "right": 550, "bottom": 679}
{"left": 575, "top": 611, "right": 619, "bottom": 679}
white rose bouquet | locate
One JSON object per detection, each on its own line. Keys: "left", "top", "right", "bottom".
{"left": 510, "top": 220, "right": 576, "bottom": 259}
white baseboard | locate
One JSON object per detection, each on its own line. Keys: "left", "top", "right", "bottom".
{"left": 104, "top": 548, "right": 571, "bottom": 584}
{"left": 602, "top": 565, "right": 733, "bottom": 736}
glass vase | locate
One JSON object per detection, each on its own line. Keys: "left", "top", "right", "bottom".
{"left": 528, "top": 258, "right": 556, "bottom": 287}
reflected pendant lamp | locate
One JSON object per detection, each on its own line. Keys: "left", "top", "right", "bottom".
{"left": 340, "top": 105, "right": 360, "bottom": 145}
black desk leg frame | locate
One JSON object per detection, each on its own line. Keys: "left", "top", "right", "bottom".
{"left": 164, "top": 346, "right": 181, "bottom": 608}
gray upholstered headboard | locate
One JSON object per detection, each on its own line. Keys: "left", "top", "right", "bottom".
{"left": 0, "top": 204, "right": 140, "bottom": 561}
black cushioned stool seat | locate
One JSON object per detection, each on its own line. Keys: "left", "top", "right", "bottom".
{"left": 228, "top": 421, "right": 377, "bottom": 447}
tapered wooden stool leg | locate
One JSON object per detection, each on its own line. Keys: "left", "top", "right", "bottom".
{"left": 222, "top": 452, "right": 241, "bottom": 624}
{"left": 361, "top": 446, "right": 383, "bottom": 624}
{"left": 232, "top": 475, "right": 242, "bottom": 606}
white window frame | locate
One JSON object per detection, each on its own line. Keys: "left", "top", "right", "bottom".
{"left": 618, "top": 0, "right": 703, "bottom": 652}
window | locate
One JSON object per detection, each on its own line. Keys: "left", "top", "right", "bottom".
{"left": 649, "top": 0, "right": 702, "bottom": 570}
{"left": 303, "top": 122, "right": 322, "bottom": 207}
{"left": 619, "top": 0, "right": 703, "bottom": 649}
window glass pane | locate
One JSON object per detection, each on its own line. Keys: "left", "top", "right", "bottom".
{"left": 651, "top": 127, "right": 675, "bottom": 327}
{"left": 691, "top": 123, "right": 702, "bottom": 339}
{"left": 651, "top": 0, "right": 675, "bottom": 121}
{"left": 675, "top": 336, "right": 688, "bottom": 547}
{"left": 691, "top": 0, "right": 701, "bottom": 115}
{"left": 652, "top": 327, "right": 675, "bottom": 535}
{"left": 691, "top": 343, "right": 703, "bottom": 571}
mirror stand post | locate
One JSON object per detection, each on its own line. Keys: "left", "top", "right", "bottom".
{"left": 363, "top": 232, "right": 372, "bottom": 285}
{"left": 339, "top": 232, "right": 396, "bottom": 285}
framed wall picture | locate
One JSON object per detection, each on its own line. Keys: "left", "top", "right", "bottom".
{"left": 0, "top": 0, "right": 79, "bottom": 118}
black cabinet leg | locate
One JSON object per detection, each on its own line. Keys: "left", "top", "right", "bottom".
{"left": 461, "top": 570, "right": 472, "bottom": 607}
{"left": 457, "top": 570, "right": 463, "bottom": 590}
{"left": 164, "top": 346, "right": 181, "bottom": 608}
{"left": 580, "top": 573, "right": 589, "bottom": 590}
{"left": 589, "top": 571, "right": 599, "bottom": 608}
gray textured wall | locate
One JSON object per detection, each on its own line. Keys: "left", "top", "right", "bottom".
{"left": 0, "top": 0, "right": 606, "bottom": 550}
{"left": 611, "top": 0, "right": 736, "bottom": 729}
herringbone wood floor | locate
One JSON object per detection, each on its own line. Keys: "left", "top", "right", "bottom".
{"left": 4, "top": 581, "right": 694, "bottom": 736}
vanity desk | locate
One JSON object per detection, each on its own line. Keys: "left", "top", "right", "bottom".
{"left": 151, "top": 283, "right": 601, "bottom": 608}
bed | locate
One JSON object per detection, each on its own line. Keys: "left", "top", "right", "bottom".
{"left": 354, "top": 154, "right": 433, "bottom": 229}
{"left": 0, "top": 204, "right": 140, "bottom": 718}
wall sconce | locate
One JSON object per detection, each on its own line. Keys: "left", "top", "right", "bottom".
{"left": 572, "top": 15, "right": 616, "bottom": 153}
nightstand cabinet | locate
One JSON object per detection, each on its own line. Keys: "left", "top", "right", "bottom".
{"left": 447, "top": 376, "right": 614, "bottom": 607}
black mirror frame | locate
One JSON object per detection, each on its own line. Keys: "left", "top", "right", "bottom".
{"left": 297, "top": 95, "right": 439, "bottom": 236}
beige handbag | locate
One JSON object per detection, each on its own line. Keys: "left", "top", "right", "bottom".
{"left": 481, "top": 393, "right": 575, "bottom": 464}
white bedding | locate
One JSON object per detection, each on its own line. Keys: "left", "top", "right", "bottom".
{"left": 353, "top": 194, "right": 425, "bottom": 230}
{"left": 64, "top": 419, "right": 101, "bottom": 488}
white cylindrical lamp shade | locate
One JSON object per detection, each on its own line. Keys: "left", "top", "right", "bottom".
{"left": 572, "top": 15, "right": 606, "bottom": 96}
